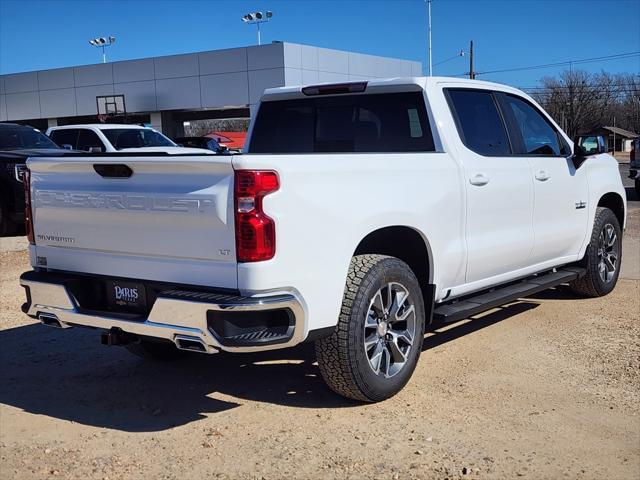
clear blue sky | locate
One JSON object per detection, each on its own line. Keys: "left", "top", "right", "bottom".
{"left": 0, "top": 0, "right": 638, "bottom": 88}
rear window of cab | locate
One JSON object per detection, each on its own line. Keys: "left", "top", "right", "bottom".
{"left": 249, "top": 92, "right": 435, "bottom": 154}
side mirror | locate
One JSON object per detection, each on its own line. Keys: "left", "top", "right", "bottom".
{"left": 88, "top": 146, "right": 102, "bottom": 153}
{"left": 62, "top": 144, "right": 73, "bottom": 150}
{"left": 573, "top": 135, "right": 606, "bottom": 168}
{"left": 574, "top": 135, "right": 606, "bottom": 157}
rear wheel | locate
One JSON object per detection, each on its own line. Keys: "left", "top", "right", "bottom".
{"left": 569, "top": 207, "right": 622, "bottom": 297}
{"left": 315, "top": 255, "right": 425, "bottom": 402}
{"left": 125, "top": 339, "right": 186, "bottom": 361}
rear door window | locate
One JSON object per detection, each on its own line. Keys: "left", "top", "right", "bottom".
{"left": 249, "top": 92, "right": 435, "bottom": 153}
{"left": 445, "top": 89, "right": 511, "bottom": 156}
{"left": 101, "top": 129, "right": 175, "bottom": 150}
{"left": 76, "top": 129, "right": 105, "bottom": 152}
{"left": 49, "top": 129, "right": 79, "bottom": 149}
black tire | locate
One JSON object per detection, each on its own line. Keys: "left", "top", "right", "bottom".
{"left": 569, "top": 207, "right": 622, "bottom": 297}
{"left": 315, "top": 255, "right": 425, "bottom": 402}
{"left": 125, "top": 339, "right": 186, "bottom": 361}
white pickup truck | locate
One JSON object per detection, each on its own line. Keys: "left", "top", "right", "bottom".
{"left": 20, "top": 77, "right": 626, "bottom": 402}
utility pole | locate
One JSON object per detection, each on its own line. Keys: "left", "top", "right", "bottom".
{"left": 468, "top": 40, "right": 475, "bottom": 79}
{"left": 427, "top": 0, "right": 433, "bottom": 76}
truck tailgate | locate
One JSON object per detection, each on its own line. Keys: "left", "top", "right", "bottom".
{"left": 27, "top": 155, "right": 237, "bottom": 288}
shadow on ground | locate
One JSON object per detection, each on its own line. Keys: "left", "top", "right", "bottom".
{"left": 0, "top": 224, "right": 26, "bottom": 238}
{"left": 0, "top": 301, "right": 544, "bottom": 432}
{"left": 525, "top": 284, "right": 587, "bottom": 301}
{"left": 625, "top": 186, "right": 639, "bottom": 202}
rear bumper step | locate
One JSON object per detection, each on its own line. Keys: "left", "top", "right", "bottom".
{"left": 20, "top": 270, "right": 306, "bottom": 353}
{"left": 433, "top": 267, "right": 586, "bottom": 324}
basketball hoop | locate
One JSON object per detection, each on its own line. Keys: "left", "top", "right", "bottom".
{"left": 96, "top": 94, "right": 126, "bottom": 121}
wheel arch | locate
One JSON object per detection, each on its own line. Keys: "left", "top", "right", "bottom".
{"left": 597, "top": 192, "right": 625, "bottom": 229}
{"left": 354, "top": 226, "right": 433, "bottom": 284}
{"left": 353, "top": 226, "right": 435, "bottom": 322}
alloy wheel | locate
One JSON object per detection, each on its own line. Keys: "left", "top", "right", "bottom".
{"left": 597, "top": 223, "right": 619, "bottom": 284}
{"left": 364, "top": 282, "right": 417, "bottom": 378}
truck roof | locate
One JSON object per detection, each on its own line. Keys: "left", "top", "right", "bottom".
{"left": 260, "top": 76, "right": 527, "bottom": 102}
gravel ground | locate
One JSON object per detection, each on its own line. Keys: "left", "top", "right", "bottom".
{"left": 1, "top": 197, "right": 638, "bottom": 479}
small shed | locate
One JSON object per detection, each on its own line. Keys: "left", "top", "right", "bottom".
{"left": 588, "top": 126, "right": 639, "bottom": 153}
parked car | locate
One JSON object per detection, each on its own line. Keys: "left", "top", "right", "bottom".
{"left": 174, "top": 136, "right": 227, "bottom": 153}
{"left": 46, "top": 124, "right": 212, "bottom": 154}
{"left": 20, "top": 77, "right": 626, "bottom": 402}
{"left": 630, "top": 137, "right": 639, "bottom": 197}
{"left": 0, "top": 123, "right": 69, "bottom": 234}
{"left": 208, "top": 131, "right": 246, "bottom": 150}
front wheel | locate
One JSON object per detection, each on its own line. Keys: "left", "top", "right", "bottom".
{"left": 315, "top": 255, "right": 425, "bottom": 402}
{"left": 569, "top": 207, "right": 622, "bottom": 297}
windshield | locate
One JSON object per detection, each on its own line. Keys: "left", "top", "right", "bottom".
{"left": 0, "top": 127, "right": 60, "bottom": 150}
{"left": 100, "top": 128, "right": 176, "bottom": 150}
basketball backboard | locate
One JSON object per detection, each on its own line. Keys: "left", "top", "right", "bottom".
{"left": 96, "top": 94, "right": 126, "bottom": 117}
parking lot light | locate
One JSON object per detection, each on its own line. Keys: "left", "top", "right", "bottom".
{"left": 88, "top": 35, "right": 116, "bottom": 63}
{"left": 241, "top": 11, "right": 273, "bottom": 45}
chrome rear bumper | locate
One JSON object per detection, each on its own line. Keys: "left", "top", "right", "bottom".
{"left": 20, "top": 271, "right": 305, "bottom": 354}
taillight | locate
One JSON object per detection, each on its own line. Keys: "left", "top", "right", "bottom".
{"left": 234, "top": 170, "right": 279, "bottom": 262}
{"left": 23, "top": 168, "right": 35, "bottom": 245}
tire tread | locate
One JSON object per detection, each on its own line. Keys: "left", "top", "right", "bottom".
{"left": 569, "top": 207, "right": 621, "bottom": 297}
{"left": 315, "top": 254, "right": 417, "bottom": 402}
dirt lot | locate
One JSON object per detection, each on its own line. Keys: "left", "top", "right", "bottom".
{"left": 1, "top": 201, "right": 638, "bottom": 479}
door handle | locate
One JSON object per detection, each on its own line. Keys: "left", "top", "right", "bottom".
{"left": 535, "top": 170, "right": 551, "bottom": 181}
{"left": 469, "top": 174, "right": 489, "bottom": 186}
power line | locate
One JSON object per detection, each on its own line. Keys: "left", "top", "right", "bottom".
{"left": 520, "top": 84, "right": 638, "bottom": 89}
{"left": 449, "top": 51, "right": 640, "bottom": 77}
{"left": 433, "top": 50, "right": 465, "bottom": 67}
{"left": 523, "top": 87, "right": 638, "bottom": 93}
{"left": 481, "top": 52, "right": 639, "bottom": 75}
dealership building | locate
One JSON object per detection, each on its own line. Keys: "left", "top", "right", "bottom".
{"left": 0, "top": 42, "right": 422, "bottom": 137}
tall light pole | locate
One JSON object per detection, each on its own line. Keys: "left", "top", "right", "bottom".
{"left": 427, "top": 0, "right": 432, "bottom": 76}
{"left": 468, "top": 40, "right": 475, "bottom": 79}
{"left": 89, "top": 36, "right": 116, "bottom": 63}
{"left": 241, "top": 11, "right": 273, "bottom": 45}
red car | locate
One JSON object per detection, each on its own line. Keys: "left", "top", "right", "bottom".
{"left": 206, "top": 131, "right": 246, "bottom": 150}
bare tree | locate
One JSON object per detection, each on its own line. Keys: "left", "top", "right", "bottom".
{"left": 617, "top": 74, "right": 640, "bottom": 134}
{"left": 531, "top": 70, "right": 639, "bottom": 137}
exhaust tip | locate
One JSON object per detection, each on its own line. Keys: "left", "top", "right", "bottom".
{"left": 38, "top": 312, "right": 67, "bottom": 329}
{"left": 174, "top": 335, "right": 209, "bottom": 353}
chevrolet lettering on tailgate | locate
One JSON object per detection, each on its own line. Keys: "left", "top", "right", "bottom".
{"left": 35, "top": 190, "right": 216, "bottom": 214}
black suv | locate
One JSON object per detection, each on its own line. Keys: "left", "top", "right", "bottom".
{"left": 0, "top": 123, "right": 68, "bottom": 234}
{"left": 174, "top": 136, "right": 227, "bottom": 153}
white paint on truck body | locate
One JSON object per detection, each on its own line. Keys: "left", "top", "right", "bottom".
{"left": 26, "top": 76, "right": 627, "bottom": 344}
